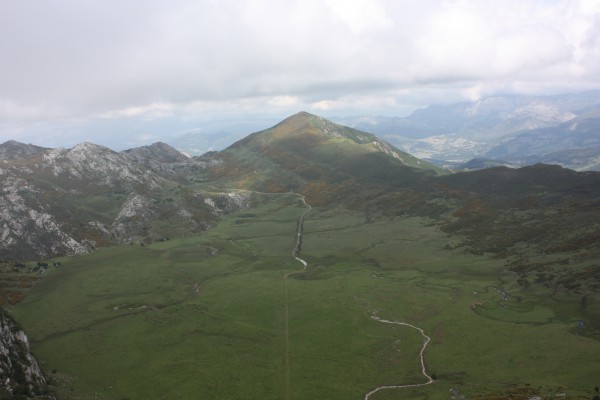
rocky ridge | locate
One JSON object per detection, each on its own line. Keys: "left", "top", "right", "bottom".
{"left": 0, "top": 140, "right": 250, "bottom": 260}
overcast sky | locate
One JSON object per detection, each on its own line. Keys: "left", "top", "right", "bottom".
{"left": 1, "top": 0, "right": 600, "bottom": 150}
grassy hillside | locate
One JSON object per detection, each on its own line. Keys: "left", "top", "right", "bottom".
{"left": 209, "top": 112, "right": 443, "bottom": 205}
{"left": 10, "top": 190, "right": 600, "bottom": 400}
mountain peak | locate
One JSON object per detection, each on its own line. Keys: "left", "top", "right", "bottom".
{"left": 290, "top": 110, "right": 315, "bottom": 119}
{"left": 71, "top": 142, "right": 114, "bottom": 153}
{"left": 267, "top": 112, "right": 377, "bottom": 144}
{"left": 236, "top": 113, "right": 444, "bottom": 169}
{"left": 270, "top": 111, "right": 320, "bottom": 131}
{"left": 221, "top": 112, "right": 444, "bottom": 194}
{"left": 122, "top": 142, "right": 189, "bottom": 163}
{"left": 0, "top": 140, "right": 49, "bottom": 160}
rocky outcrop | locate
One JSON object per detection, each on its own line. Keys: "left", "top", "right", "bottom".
{"left": 121, "top": 142, "right": 220, "bottom": 179}
{"left": 121, "top": 142, "right": 189, "bottom": 164}
{"left": 0, "top": 309, "right": 50, "bottom": 398}
{"left": 0, "top": 176, "right": 90, "bottom": 260}
{"left": 41, "top": 142, "right": 164, "bottom": 193}
{"left": 0, "top": 141, "right": 246, "bottom": 260}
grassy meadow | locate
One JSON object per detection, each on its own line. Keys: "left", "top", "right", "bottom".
{"left": 10, "top": 192, "right": 600, "bottom": 399}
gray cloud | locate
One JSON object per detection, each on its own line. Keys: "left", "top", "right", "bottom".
{"left": 1, "top": 0, "right": 600, "bottom": 147}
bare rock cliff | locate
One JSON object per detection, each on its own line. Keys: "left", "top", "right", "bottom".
{"left": 0, "top": 310, "right": 50, "bottom": 398}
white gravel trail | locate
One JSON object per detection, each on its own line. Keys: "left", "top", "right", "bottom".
{"left": 364, "top": 316, "right": 434, "bottom": 399}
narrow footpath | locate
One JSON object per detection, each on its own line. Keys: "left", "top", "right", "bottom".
{"left": 281, "top": 195, "right": 433, "bottom": 400}
{"left": 284, "top": 195, "right": 311, "bottom": 400}
{"left": 364, "top": 316, "right": 434, "bottom": 399}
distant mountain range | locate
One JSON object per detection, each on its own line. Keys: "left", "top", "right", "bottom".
{"left": 163, "top": 91, "right": 600, "bottom": 171}
{"left": 331, "top": 90, "right": 600, "bottom": 171}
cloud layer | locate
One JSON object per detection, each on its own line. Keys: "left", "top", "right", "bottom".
{"left": 1, "top": 0, "right": 600, "bottom": 147}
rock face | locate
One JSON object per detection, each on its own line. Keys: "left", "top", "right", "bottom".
{"left": 0, "top": 140, "right": 251, "bottom": 260}
{"left": 121, "top": 141, "right": 190, "bottom": 164}
{"left": 0, "top": 310, "right": 49, "bottom": 398}
{"left": 40, "top": 142, "right": 164, "bottom": 193}
{"left": 121, "top": 141, "right": 221, "bottom": 178}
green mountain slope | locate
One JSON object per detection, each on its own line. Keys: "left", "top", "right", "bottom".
{"left": 430, "top": 164, "right": 600, "bottom": 295}
{"left": 524, "top": 146, "right": 600, "bottom": 171}
{"left": 209, "top": 111, "right": 444, "bottom": 204}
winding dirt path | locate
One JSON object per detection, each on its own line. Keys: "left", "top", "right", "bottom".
{"left": 291, "top": 195, "right": 311, "bottom": 267}
{"left": 281, "top": 195, "right": 433, "bottom": 400}
{"left": 364, "top": 316, "right": 434, "bottom": 399}
{"left": 284, "top": 194, "right": 311, "bottom": 400}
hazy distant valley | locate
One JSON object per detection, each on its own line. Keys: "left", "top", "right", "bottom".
{"left": 332, "top": 91, "right": 600, "bottom": 170}
{"left": 153, "top": 91, "right": 600, "bottom": 172}
{"left": 1, "top": 110, "right": 600, "bottom": 399}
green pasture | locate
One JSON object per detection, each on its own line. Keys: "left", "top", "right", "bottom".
{"left": 10, "top": 193, "right": 600, "bottom": 399}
